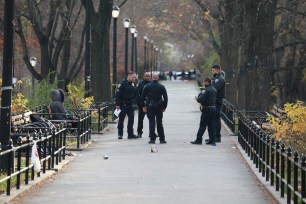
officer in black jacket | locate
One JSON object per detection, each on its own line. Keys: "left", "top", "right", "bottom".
{"left": 211, "top": 65, "right": 225, "bottom": 143}
{"left": 115, "top": 71, "right": 138, "bottom": 139}
{"left": 141, "top": 73, "right": 168, "bottom": 144}
{"left": 191, "top": 77, "right": 217, "bottom": 146}
{"left": 135, "top": 72, "right": 151, "bottom": 138}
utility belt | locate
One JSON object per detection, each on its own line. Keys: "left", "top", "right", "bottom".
{"left": 200, "top": 105, "right": 215, "bottom": 111}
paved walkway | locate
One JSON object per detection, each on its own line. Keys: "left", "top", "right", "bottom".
{"left": 7, "top": 81, "right": 276, "bottom": 204}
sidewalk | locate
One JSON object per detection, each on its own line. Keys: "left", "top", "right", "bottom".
{"left": 4, "top": 80, "right": 277, "bottom": 204}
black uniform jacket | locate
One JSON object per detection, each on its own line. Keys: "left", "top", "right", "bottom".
{"left": 212, "top": 74, "right": 225, "bottom": 100}
{"left": 136, "top": 80, "right": 150, "bottom": 106}
{"left": 115, "top": 79, "right": 136, "bottom": 106}
{"left": 197, "top": 85, "right": 217, "bottom": 108}
{"left": 141, "top": 80, "right": 168, "bottom": 109}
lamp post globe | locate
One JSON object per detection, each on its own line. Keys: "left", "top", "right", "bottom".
{"left": 112, "top": 6, "right": 120, "bottom": 18}
{"left": 30, "top": 57, "right": 37, "bottom": 67}
{"left": 123, "top": 18, "right": 131, "bottom": 28}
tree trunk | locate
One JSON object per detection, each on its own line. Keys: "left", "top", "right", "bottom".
{"left": 89, "top": 0, "right": 112, "bottom": 102}
{"left": 238, "top": 0, "right": 277, "bottom": 111}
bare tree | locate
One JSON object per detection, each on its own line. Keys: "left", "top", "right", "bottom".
{"left": 14, "top": 0, "right": 85, "bottom": 90}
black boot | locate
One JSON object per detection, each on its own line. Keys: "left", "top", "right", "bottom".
{"left": 191, "top": 139, "right": 202, "bottom": 145}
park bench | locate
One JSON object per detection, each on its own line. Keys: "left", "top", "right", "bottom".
{"left": 9, "top": 110, "right": 67, "bottom": 175}
{"left": 269, "top": 104, "right": 286, "bottom": 119}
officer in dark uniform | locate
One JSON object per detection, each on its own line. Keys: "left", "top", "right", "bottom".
{"left": 211, "top": 65, "right": 225, "bottom": 143}
{"left": 191, "top": 77, "right": 217, "bottom": 146}
{"left": 141, "top": 73, "right": 168, "bottom": 144}
{"left": 115, "top": 71, "right": 139, "bottom": 139}
{"left": 135, "top": 72, "right": 151, "bottom": 138}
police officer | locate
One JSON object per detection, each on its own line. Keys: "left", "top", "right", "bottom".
{"left": 135, "top": 72, "right": 151, "bottom": 138}
{"left": 115, "top": 71, "right": 139, "bottom": 139}
{"left": 141, "top": 73, "right": 168, "bottom": 144}
{"left": 191, "top": 77, "right": 217, "bottom": 146}
{"left": 211, "top": 65, "right": 225, "bottom": 143}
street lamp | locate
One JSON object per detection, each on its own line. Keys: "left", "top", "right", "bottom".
{"left": 134, "top": 31, "right": 138, "bottom": 77}
{"left": 112, "top": 6, "right": 120, "bottom": 97}
{"left": 30, "top": 56, "right": 37, "bottom": 67}
{"left": 155, "top": 47, "right": 159, "bottom": 72}
{"left": 150, "top": 40, "right": 154, "bottom": 76}
{"left": 130, "top": 25, "right": 136, "bottom": 71}
{"left": 85, "top": 0, "right": 91, "bottom": 97}
{"left": 123, "top": 18, "right": 131, "bottom": 77}
{"left": 30, "top": 56, "right": 37, "bottom": 95}
{"left": 143, "top": 34, "right": 147, "bottom": 72}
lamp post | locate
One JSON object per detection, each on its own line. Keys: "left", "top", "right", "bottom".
{"left": 30, "top": 57, "right": 37, "bottom": 95}
{"left": 85, "top": 0, "right": 91, "bottom": 97}
{"left": 130, "top": 25, "right": 136, "bottom": 71}
{"left": 155, "top": 47, "right": 159, "bottom": 72}
{"left": 112, "top": 6, "right": 120, "bottom": 97}
{"left": 143, "top": 34, "right": 147, "bottom": 72}
{"left": 0, "top": 0, "right": 15, "bottom": 172}
{"left": 134, "top": 31, "right": 138, "bottom": 77}
{"left": 150, "top": 40, "right": 154, "bottom": 76}
{"left": 123, "top": 18, "right": 131, "bottom": 77}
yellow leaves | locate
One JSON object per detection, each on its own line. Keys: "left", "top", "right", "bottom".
{"left": 17, "top": 80, "right": 23, "bottom": 85}
{"left": 12, "top": 93, "right": 29, "bottom": 114}
{"left": 81, "top": 96, "right": 94, "bottom": 110}
{"left": 268, "top": 101, "right": 306, "bottom": 153}
{"left": 66, "top": 82, "right": 94, "bottom": 110}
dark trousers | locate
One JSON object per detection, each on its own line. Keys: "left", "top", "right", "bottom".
{"left": 118, "top": 104, "right": 134, "bottom": 136}
{"left": 196, "top": 107, "right": 216, "bottom": 142}
{"left": 214, "top": 102, "right": 222, "bottom": 138}
{"left": 147, "top": 105, "right": 165, "bottom": 141}
{"left": 137, "top": 105, "right": 146, "bottom": 134}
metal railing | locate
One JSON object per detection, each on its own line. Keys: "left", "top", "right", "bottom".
{"left": 0, "top": 125, "right": 66, "bottom": 196}
{"left": 220, "top": 99, "right": 237, "bottom": 133}
{"left": 237, "top": 112, "right": 306, "bottom": 204}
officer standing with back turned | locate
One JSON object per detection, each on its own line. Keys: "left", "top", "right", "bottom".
{"left": 141, "top": 73, "right": 168, "bottom": 144}
{"left": 115, "top": 71, "right": 139, "bottom": 139}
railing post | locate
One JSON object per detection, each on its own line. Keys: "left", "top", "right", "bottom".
{"left": 266, "top": 135, "right": 270, "bottom": 181}
{"left": 286, "top": 147, "right": 292, "bottom": 203}
{"left": 301, "top": 156, "right": 306, "bottom": 202}
{"left": 25, "top": 135, "right": 30, "bottom": 185}
{"left": 271, "top": 138, "right": 275, "bottom": 186}
{"left": 261, "top": 132, "right": 266, "bottom": 177}
{"left": 293, "top": 151, "right": 298, "bottom": 204}
{"left": 16, "top": 137, "right": 22, "bottom": 189}
{"left": 281, "top": 143, "right": 286, "bottom": 198}
{"left": 6, "top": 140, "right": 13, "bottom": 195}
{"left": 276, "top": 141, "right": 280, "bottom": 191}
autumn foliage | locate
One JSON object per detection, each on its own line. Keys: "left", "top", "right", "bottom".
{"left": 268, "top": 101, "right": 306, "bottom": 154}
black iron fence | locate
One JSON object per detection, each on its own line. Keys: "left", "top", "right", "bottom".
{"left": 238, "top": 112, "right": 306, "bottom": 204}
{"left": 221, "top": 100, "right": 306, "bottom": 204}
{"left": 220, "top": 99, "right": 237, "bottom": 133}
{"left": 0, "top": 101, "right": 117, "bottom": 196}
{"left": 0, "top": 125, "right": 66, "bottom": 196}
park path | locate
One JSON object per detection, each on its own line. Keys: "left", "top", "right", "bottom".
{"left": 10, "top": 80, "right": 276, "bottom": 204}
